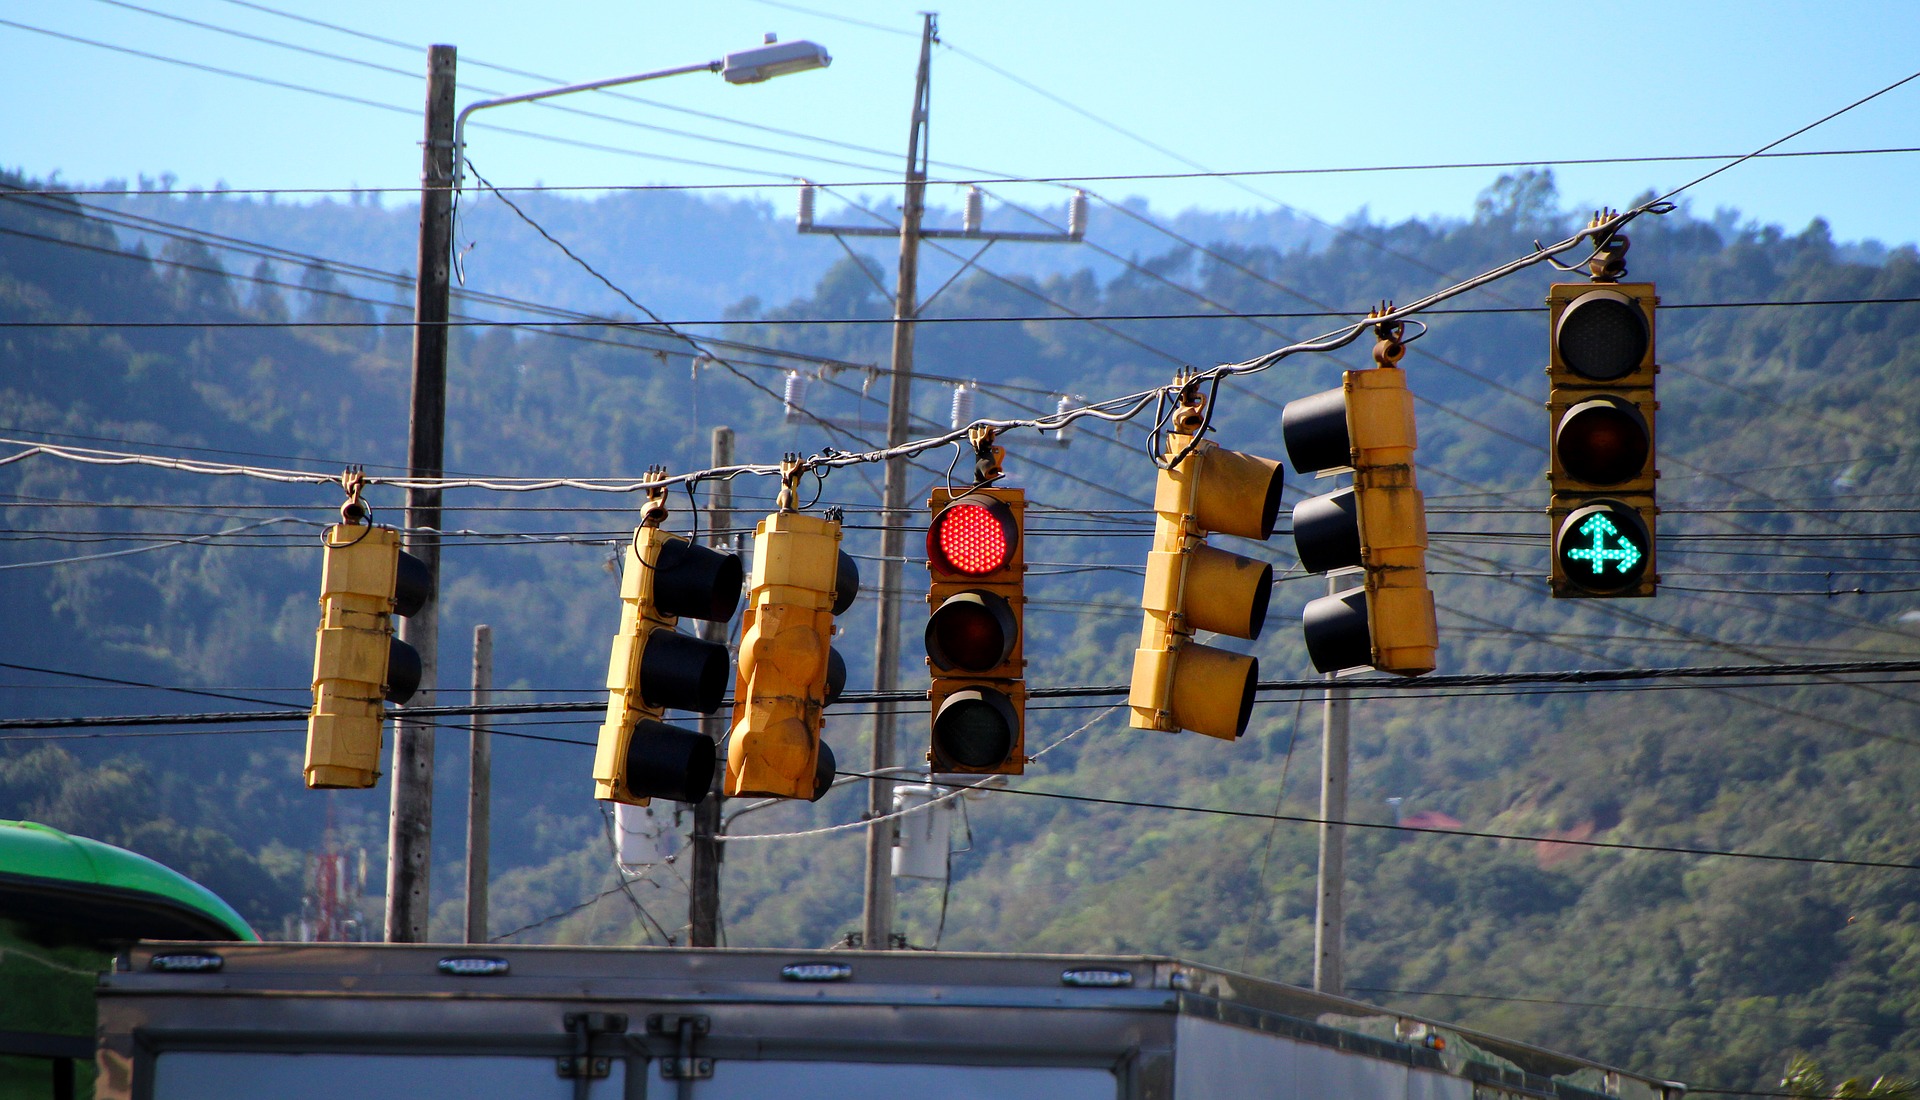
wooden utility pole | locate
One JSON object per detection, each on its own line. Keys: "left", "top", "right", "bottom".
{"left": 690, "top": 427, "right": 733, "bottom": 947}
{"left": 1314, "top": 580, "right": 1349, "bottom": 994}
{"left": 793, "top": 14, "right": 1080, "bottom": 950}
{"left": 387, "top": 43, "right": 456, "bottom": 944}
{"left": 857, "top": 12, "right": 936, "bottom": 952}
{"left": 464, "top": 624, "right": 491, "bottom": 944}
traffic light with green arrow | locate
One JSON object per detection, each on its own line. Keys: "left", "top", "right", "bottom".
{"left": 1547, "top": 270, "right": 1658, "bottom": 598}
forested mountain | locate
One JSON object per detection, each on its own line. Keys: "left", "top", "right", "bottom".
{"left": 83, "top": 174, "right": 1326, "bottom": 321}
{"left": 5, "top": 165, "right": 1920, "bottom": 1095}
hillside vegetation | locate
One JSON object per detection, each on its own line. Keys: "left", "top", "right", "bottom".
{"left": 4, "top": 168, "right": 1920, "bottom": 1092}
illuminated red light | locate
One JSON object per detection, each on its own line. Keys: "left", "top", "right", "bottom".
{"left": 930, "top": 497, "right": 1016, "bottom": 576}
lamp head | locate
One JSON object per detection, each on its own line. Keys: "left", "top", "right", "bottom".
{"left": 722, "top": 38, "right": 831, "bottom": 84}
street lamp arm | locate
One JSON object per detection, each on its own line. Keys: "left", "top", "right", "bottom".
{"left": 452, "top": 60, "right": 721, "bottom": 187}
{"left": 448, "top": 38, "right": 829, "bottom": 190}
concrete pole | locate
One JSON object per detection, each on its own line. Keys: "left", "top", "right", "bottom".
{"left": 861, "top": 12, "right": 935, "bottom": 953}
{"left": 690, "top": 427, "right": 733, "bottom": 947}
{"left": 464, "top": 624, "right": 491, "bottom": 944}
{"left": 387, "top": 43, "right": 456, "bottom": 944}
{"left": 1313, "top": 576, "right": 1350, "bottom": 995}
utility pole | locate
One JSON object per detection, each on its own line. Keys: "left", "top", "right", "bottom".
{"left": 796, "top": 14, "right": 1081, "bottom": 952}
{"left": 1314, "top": 580, "right": 1349, "bottom": 994}
{"left": 690, "top": 427, "right": 733, "bottom": 947}
{"left": 464, "top": 624, "right": 491, "bottom": 944}
{"left": 854, "top": 11, "right": 936, "bottom": 954}
{"left": 388, "top": 43, "right": 456, "bottom": 944}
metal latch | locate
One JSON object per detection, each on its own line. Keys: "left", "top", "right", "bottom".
{"left": 557, "top": 1012, "right": 627, "bottom": 1079}
{"left": 648, "top": 1013, "right": 713, "bottom": 1080}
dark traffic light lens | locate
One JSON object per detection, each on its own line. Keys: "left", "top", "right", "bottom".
{"left": 931, "top": 689, "right": 1017, "bottom": 769}
{"left": 929, "top": 495, "right": 1018, "bottom": 575}
{"left": 1556, "top": 292, "right": 1649, "bottom": 381}
{"left": 1555, "top": 502, "right": 1652, "bottom": 595}
{"left": 926, "top": 591, "right": 1017, "bottom": 672}
{"left": 1556, "top": 397, "right": 1650, "bottom": 485}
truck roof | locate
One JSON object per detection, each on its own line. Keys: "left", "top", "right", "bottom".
{"left": 104, "top": 940, "right": 1680, "bottom": 1100}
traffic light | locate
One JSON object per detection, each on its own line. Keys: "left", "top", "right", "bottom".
{"left": 1282, "top": 323, "right": 1437, "bottom": 676}
{"left": 593, "top": 508, "right": 744, "bottom": 806}
{"left": 1548, "top": 276, "right": 1657, "bottom": 598}
{"left": 305, "top": 519, "right": 432, "bottom": 789}
{"left": 925, "top": 485, "right": 1026, "bottom": 773}
{"left": 1128, "top": 388, "right": 1285, "bottom": 741}
{"left": 726, "top": 487, "right": 860, "bottom": 801}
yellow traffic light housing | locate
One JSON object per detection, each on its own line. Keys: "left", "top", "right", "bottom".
{"left": 305, "top": 518, "right": 431, "bottom": 789}
{"left": 1128, "top": 387, "right": 1284, "bottom": 740}
{"left": 926, "top": 466, "right": 1027, "bottom": 773}
{"left": 594, "top": 479, "right": 743, "bottom": 807}
{"left": 726, "top": 461, "right": 860, "bottom": 801}
{"left": 1548, "top": 269, "right": 1658, "bottom": 598}
{"left": 1283, "top": 323, "right": 1438, "bottom": 676}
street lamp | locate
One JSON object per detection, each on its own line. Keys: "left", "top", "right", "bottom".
{"left": 383, "top": 35, "right": 829, "bottom": 944}
{"left": 451, "top": 35, "right": 832, "bottom": 188}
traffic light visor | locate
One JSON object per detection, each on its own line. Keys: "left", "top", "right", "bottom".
{"left": 1184, "top": 544, "right": 1273, "bottom": 640}
{"left": 639, "top": 629, "right": 731, "bottom": 714}
{"left": 651, "top": 538, "right": 745, "bottom": 623}
{"left": 1281, "top": 386, "right": 1352, "bottom": 475}
{"left": 624, "top": 718, "right": 717, "bottom": 804}
{"left": 1302, "top": 587, "right": 1370, "bottom": 674}
{"left": 1191, "top": 446, "right": 1285, "bottom": 541}
{"left": 929, "top": 494, "right": 1019, "bottom": 575}
{"left": 393, "top": 549, "right": 431, "bottom": 618}
{"left": 833, "top": 549, "right": 861, "bottom": 615}
{"left": 1292, "top": 486, "right": 1361, "bottom": 575}
{"left": 1555, "top": 290, "right": 1649, "bottom": 381}
{"left": 927, "top": 590, "right": 1018, "bottom": 672}
{"left": 1168, "top": 643, "right": 1257, "bottom": 740}
{"left": 1556, "top": 397, "right": 1650, "bottom": 485}
{"left": 385, "top": 638, "right": 421, "bottom": 704}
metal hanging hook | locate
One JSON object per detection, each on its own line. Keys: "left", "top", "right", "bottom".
{"left": 1171, "top": 369, "right": 1208, "bottom": 434}
{"left": 776, "top": 453, "right": 806, "bottom": 513}
{"left": 967, "top": 425, "right": 1005, "bottom": 483}
{"left": 1585, "top": 208, "right": 1630, "bottom": 282}
{"left": 338, "top": 467, "right": 370, "bottom": 525}
{"left": 639, "top": 465, "right": 671, "bottom": 529}
{"left": 1371, "top": 304, "right": 1406, "bottom": 368}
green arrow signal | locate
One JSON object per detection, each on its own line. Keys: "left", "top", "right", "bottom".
{"left": 1566, "top": 512, "right": 1643, "bottom": 575}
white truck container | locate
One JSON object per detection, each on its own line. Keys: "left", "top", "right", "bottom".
{"left": 94, "top": 943, "right": 1683, "bottom": 1100}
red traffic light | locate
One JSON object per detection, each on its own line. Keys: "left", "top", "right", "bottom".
{"left": 928, "top": 494, "right": 1019, "bottom": 576}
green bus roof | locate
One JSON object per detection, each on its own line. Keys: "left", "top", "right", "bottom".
{"left": 0, "top": 821, "right": 256, "bottom": 943}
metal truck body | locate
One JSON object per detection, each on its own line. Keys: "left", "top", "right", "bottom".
{"left": 95, "top": 943, "right": 1683, "bottom": 1100}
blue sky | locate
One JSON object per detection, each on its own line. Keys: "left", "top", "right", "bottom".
{"left": 5, "top": 0, "right": 1920, "bottom": 246}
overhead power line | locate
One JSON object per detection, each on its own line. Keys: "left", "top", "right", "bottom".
{"left": 5, "top": 658, "right": 1917, "bottom": 731}
{"left": 6, "top": 144, "right": 1920, "bottom": 200}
